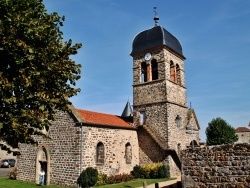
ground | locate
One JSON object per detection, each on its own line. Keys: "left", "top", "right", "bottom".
{"left": 0, "top": 167, "right": 13, "bottom": 177}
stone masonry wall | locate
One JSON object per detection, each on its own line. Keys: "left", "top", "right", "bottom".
{"left": 81, "top": 126, "right": 139, "bottom": 176}
{"left": 17, "top": 111, "right": 80, "bottom": 187}
{"left": 181, "top": 144, "right": 250, "bottom": 188}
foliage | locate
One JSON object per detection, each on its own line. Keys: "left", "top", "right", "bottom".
{"left": 0, "top": 0, "right": 82, "bottom": 148}
{"left": 206, "top": 117, "right": 238, "bottom": 146}
{"left": 96, "top": 173, "right": 133, "bottom": 186}
{"left": 131, "top": 165, "right": 145, "bottom": 178}
{"left": 131, "top": 163, "right": 169, "bottom": 179}
{"left": 106, "top": 173, "right": 134, "bottom": 185}
{"left": 96, "top": 173, "right": 108, "bottom": 186}
{"left": 9, "top": 167, "right": 18, "bottom": 180}
{"left": 77, "top": 167, "right": 98, "bottom": 188}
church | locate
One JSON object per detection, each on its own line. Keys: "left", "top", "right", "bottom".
{"left": 16, "top": 15, "right": 200, "bottom": 187}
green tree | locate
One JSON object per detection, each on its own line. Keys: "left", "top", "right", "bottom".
{"left": 0, "top": 0, "right": 82, "bottom": 148}
{"left": 206, "top": 117, "right": 238, "bottom": 146}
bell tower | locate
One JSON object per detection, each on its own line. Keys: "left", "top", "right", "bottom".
{"left": 130, "top": 13, "right": 200, "bottom": 176}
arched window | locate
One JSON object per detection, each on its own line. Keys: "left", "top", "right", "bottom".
{"left": 176, "top": 64, "right": 181, "bottom": 85}
{"left": 177, "top": 143, "right": 181, "bottom": 155}
{"left": 170, "top": 61, "right": 176, "bottom": 82}
{"left": 175, "top": 115, "right": 182, "bottom": 128}
{"left": 151, "top": 59, "right": 158, "bottom": 80}
{"left": 96, "top": 142, "right": 104, "bottom": 164}
{"left": 139, "top": 111, "right": 146, "bottom": 125}
{"left": 125, "top": 143, "right": 132, "bottom": 164}
{"left": 141, "top": 62, "right": 147, "bottom": 83}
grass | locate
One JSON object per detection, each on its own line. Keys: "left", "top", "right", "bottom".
{"left": 94, "top": 177, "right": 175, "bottom": 188}
{"left": 0, "top": 177, "right": 67, "bottom": 188}
{"left": 0, "top": 177, "right": 175, "bottom": 188}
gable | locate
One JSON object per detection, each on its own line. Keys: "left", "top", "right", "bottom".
{"left": 186, "top": 108, "right": 200, "bottom": 131}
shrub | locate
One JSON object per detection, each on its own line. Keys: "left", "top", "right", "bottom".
{"left": 158, "top": 165, "right": 169, "bottom": 178}
{"left": 131, "top": 163, "right": 169, "bottom": 179}
{"left": 85, "top": 167, "right": 98, "bottom": 186}
{"left": 96, "top": 173, "right": 134, "bottom": 186}
{"left": 77, "top": 167, "right": 98, "bottom": 188}
{"left": 131, "top": 165, "right": 145, "bottom": 178}
{"left": 96, "top": 173, "right": 108, "bottom": 186}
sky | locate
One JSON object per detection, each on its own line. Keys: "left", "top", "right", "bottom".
{"left": 43, "top": 0, "right": 250, "bottom": 142}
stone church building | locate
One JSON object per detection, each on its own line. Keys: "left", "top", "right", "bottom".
{"left": 16, "top": 17, "right": 200, "bottom": 187}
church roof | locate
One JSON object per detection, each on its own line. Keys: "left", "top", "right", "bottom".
{"left": 77, "top": 109, "right": 135, "bottom": 129}
{"left": 131, "top": 25, "right": 184, "bottom": 58}
{"left": 235, "top": 127, "right": 250, "bottom": 133}
{"left": 121, "top": 101, "right": 133, "bottom": 117}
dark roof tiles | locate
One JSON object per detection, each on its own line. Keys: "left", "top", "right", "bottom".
{"left": 131, "top": 25, "right": 184, "bottom": 58}
{"left": 121, "top": 101, "right": 133, "bottom": 117}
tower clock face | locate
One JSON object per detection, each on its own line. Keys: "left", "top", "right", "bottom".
{"left": 144, "top": 53, "right": 152, "bottom": 61}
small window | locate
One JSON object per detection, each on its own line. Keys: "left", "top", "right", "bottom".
{"left": 125, "top": 143, "right": 132, "bottom": 164}
{"left": 139, "top": 111, "right": 146, "bottom": 125}
{"left": 176, "top": 64, "right": 181, "bottom": 85}
{"left": 141, "top": 62, "right": 147, "bottom": 83}
{"left": 96, "top": 142, "right": 104, "bottom": 164}
{"left": 170, "top": 61, "right": 176, "bottom": 82}
{"left": 151, "top": 60, "right": 158, "bottom": 80}
{"left": 177, "top": 143, "right": 181, "bottom": 155}
{"left": 175, "top": 115, "right": 182, "bottom": 128}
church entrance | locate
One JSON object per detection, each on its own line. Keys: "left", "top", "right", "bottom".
{"left": 36, "top": 146, "right": 50, "bottom": 185}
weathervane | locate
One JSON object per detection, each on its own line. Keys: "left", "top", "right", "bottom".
{"left": 153, "top": 7, "right": 159, "bottom": 26}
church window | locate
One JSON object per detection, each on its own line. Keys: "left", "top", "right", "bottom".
{"left": 96, "top": 142, "right": 104, "bottom": 164}
{"left": 141, "top": 62, "right": 147, "bottom": 83}
{"left": 176, "top": 64, "right": 181, "bottom": 85}
{"left": 175, "top": 115, "right": 182, "bottom": 128}
{"left": 139, "top": 111, "right": 146, "bottom": 125}
{"left": 151, "top": 59, "right": 158, "bottom": 80}
{"left": 177, "top": 143, "right": 181, "bottom": 155}
{"left": 125, "top": 143, "right": 132, "bottom": 164}
{"left": 170, "top": 61, "right": 176, "bottom": 82}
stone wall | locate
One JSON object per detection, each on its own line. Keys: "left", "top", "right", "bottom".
{"left": 181, "top": 144, "right": 250, "bottom": 188}
{"left": 81, "top": 126, "right": 139, "bottom": 176}
{"left": 17, "top": 111, "right": 80, "bottom": 187}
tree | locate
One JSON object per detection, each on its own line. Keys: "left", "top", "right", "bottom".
{"left": 206, "top": 117, "right": 238, "bottom": 146}
{"left": 0, "top": 0, "right": 82, "bottom": 148}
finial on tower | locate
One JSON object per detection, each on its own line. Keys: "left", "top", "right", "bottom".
{"left": 153, "top": 7, "right": 159, "bottom": 26}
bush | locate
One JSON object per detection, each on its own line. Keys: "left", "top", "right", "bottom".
{"left": 131, "top": 163, "right": 169, "bottom": 179}
{"left": 77, "top": 167, "right": 98, "bottom": 188}
{"left": 131, "top": 165, "right": 145, "bottom": 178}
{"left": 158, "top": 165, "right": 169, "bottom": 178}
{"left": 96, "top": 173, "right": 133, "bottom": 186}
{"left": 96, "top": 173, "right": 108, "bottom": 186}
{"left": 107, "top": 173, "right": 134, "bottom": 184}
{"left": 85, "top": 167, "right": 98, "bottom": 186}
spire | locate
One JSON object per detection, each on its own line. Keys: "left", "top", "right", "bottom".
{"left": 121, "top": 100, "right": 133, "bottom": 117}
{"left": 153, "top": 7, "right": 159, "bottom": 26}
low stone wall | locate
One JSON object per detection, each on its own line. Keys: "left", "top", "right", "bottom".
{"left": 181, "top": 144, "right": 250, "bottom": 188}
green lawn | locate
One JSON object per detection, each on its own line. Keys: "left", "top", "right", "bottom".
{"left": 0, "top": 177, "right": 67, "bottom": 188}
{"left": 0, "top": 177, "right": 175, "bottom": 188}
{"left": 94, "top": 178, "right": 175, "bottom": 188}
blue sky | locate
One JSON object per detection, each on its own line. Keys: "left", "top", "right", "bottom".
{"left": 43, "top": 0, "right": 250, "bottom": 142}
